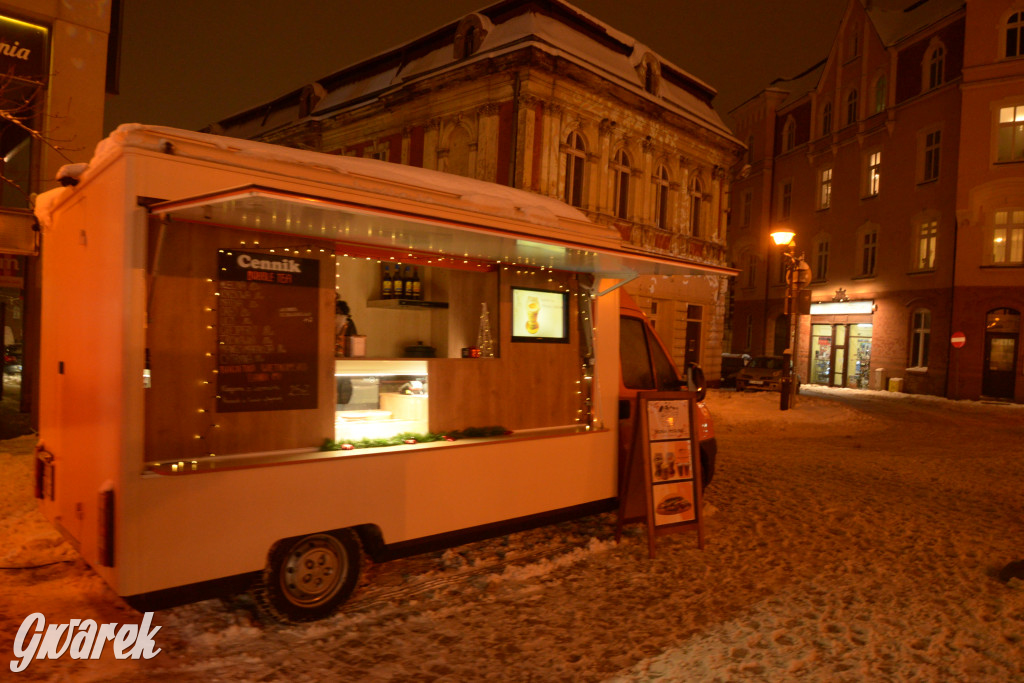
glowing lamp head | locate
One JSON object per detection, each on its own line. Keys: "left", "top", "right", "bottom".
{"left": 770, "top": 229, "right": 796, "bottom": 247}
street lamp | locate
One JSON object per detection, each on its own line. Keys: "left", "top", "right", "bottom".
{"left": 770, "top": 228, "right": 811, "bottom": 410}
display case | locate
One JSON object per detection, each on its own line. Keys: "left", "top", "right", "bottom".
{"left": 334, "top": 359, "right": 429, "bottom": 442}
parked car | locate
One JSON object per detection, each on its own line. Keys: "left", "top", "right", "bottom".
{"left": 735, "top": 355, "right": 790, "bottom": 392}
{"left": 3, "top": 343, "right": 21, "bottom": 375}
{"left": 719, "top": 353, "right": 750, "bottom": 388}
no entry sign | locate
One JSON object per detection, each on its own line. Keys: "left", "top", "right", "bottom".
{"left": 951, "top": 331, "right": 966, "bottom": 349}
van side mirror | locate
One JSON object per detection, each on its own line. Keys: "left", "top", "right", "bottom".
{"left": 686, "top": 363, "right": 707, "bottom": 401}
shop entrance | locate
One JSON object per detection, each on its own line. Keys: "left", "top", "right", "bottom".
{"left": 809, "top": 323, "right": 873, "bottom": 388}
{"left": 983, "top": 309, "right": 1019, "bottom": 399}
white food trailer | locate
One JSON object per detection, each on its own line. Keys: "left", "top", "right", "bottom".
{"left": 33, "top": 125, "right": 730, "bottom": 621}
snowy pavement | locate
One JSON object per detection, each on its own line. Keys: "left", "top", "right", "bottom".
{"left": 2, "top": 387, "right": 1023, "bottom": 681}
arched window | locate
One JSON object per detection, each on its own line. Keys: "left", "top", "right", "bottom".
{"left": 563, "top": 131, "right": 586, "bottom": 208}
{"left": 926, "top": 41, "right": 945, "bottom": 90}
{"left": 822, "top": 102, "right": 832, "bottom": 136}
{"left": 874, "top": 75, "right": 887, "bottom": 113}
{"left": 651, "top": 165, "right": 671, "bottom": 229}
{"left": 690, "top": 176, "right": 704, "bottom": 237}
{"left": 782, "top": 117, "right": 796, "bottom": 152}
{"left": 611, "top": 149, "right": 631, "bottom": 220}
{"left": 1007, "top": 11, "right": 1024, "bottom": 58}
{"left": 847, "top": 89, "right": 859, "bottom": 126}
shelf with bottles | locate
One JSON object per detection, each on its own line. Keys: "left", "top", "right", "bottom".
{"left": 371, "top": 263, "right": 448, "bottom": 308}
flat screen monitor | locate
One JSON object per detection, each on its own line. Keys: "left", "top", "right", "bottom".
{"left": 510, "top": 287, "right": 569, "bottom": 343}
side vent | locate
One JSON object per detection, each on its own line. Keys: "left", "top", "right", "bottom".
{"left": 98, "top": 487, "right": 115, "bottom": 567}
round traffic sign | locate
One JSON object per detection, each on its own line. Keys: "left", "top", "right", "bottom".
{"left": 951, "top": 332, "right": 966, "bottom": 349}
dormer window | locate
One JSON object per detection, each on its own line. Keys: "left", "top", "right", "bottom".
{"left": 454, "top": 13, "right": 491, "bottom": 59}
{"left": 637, "top": 53, "right": 661, "bottom": 96}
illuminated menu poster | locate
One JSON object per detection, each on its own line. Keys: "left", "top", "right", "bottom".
{"left": 216, "top": 250, "right": 319, "bottom": 412}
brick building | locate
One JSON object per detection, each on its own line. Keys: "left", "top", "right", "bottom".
{"left": 728, "top": 0, "right": 1024, "bottom": 401}
{"left": 209, "top": 0, "right": 742, "bottom": 379}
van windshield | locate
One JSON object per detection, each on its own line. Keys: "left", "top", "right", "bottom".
{"left": 620, "top": 316, "right": 679, "bottom": 390}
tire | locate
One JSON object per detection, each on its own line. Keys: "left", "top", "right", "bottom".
{"left": 253, "top": 529, "right": 361, "bottom": 623}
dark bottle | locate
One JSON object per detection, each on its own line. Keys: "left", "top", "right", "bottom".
{"left": 393, "top": 265, "right": 405, "bottom": 299}
{"left": 411, "top": 266, "right": 422, "bottom": 300}
{"left": 381, "top": 264, "right": 393, "bottom": 299}
{"left": 403, "top": 266, "right": 415, "bottom": 299}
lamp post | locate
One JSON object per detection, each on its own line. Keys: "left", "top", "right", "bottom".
{"left": 770, "top": 228, "right": 811, "bottom": 410}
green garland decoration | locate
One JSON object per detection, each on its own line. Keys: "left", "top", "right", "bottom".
{"left": 321, "top": 425, "right": 509, "bottom": 452}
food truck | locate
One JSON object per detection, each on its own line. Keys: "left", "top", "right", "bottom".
{"left": 33, "top": 125, "right": 731, "bottom": 622}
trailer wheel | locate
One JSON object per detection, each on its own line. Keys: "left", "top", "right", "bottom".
{"left": 253, "top": 529, "right": 361, "bottom": 623}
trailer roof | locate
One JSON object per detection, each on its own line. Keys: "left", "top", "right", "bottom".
{"left": 43, "top": 125, "right": 736, "bottom": 281}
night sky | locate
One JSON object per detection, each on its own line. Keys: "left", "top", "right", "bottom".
{"left": 103, "top": 0, "right": 848, "bottom": 135}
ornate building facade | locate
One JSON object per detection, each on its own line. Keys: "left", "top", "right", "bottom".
{"left": 210, "top": 0, "right": 742, "bottom": 378}
{"left": 728, "top": 0, "right": 1024, "bottom": 402}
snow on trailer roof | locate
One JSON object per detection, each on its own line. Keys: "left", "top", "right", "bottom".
{"left": 40, "top": 124, "right": 736, "bottom": 281}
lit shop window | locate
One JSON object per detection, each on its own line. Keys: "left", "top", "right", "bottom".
{"left": 992, "top": 209, "right": 1024, "bottom": 265}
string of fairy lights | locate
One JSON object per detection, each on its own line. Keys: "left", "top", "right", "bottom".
{"left": 160, "top": 235, "right": 600, "bottom": 473}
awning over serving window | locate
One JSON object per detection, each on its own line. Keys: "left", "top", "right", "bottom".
{"left": 149, "top": 185, "right": 737, "bottom": 282}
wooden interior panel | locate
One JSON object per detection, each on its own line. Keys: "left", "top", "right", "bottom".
{"left": 144, "top": 220, "right": 335, "bottom": 462}
{"left": 427, "top": 270, "right": 585, "bottom": 432}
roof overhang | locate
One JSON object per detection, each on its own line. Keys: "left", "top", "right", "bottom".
{"left": 149, "top": 186, "right": 737, "bottom": 283}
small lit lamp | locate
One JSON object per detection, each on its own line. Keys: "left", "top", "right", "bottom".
{"left": 770, "top": 229, "right": 796, "bottom": 247}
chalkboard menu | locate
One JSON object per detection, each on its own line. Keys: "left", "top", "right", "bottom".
{"left": 216, "top": 250, "right": 320, "bottom": 412}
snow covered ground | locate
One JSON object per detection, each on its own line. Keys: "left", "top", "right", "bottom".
{"left": 2, "top": 387, "right": 1023, "bottom": 681}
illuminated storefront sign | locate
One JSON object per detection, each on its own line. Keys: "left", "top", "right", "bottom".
{"left": 810, "top": 300, "right": 874, "bottom": 315}
{"left": 0, "top": 15, "right": 48, "bottom": 83}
